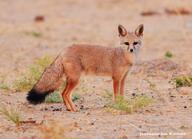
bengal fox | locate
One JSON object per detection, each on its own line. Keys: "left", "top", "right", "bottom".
{"left": 27, "top": 24, "right": 144, "bottom": 112}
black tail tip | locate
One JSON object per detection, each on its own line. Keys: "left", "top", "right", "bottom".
{"left": 27, "top": 88, "right": 48, "bottom": 105}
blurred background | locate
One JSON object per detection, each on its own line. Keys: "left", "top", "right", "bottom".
{"left": 0, "top": 0, "right": 192, "bottom": 75}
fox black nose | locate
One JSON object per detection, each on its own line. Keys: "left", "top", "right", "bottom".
{"left": 130, "top": 49, "right": 133, "bottom": 52}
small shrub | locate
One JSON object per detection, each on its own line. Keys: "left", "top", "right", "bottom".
{"left": 165, "top": 51, "right": 173, "bottom": 58}
{"left": 110, "top": 96, "right": 132, "bottom": 112}
{"left": 0, "top": 105, "right": 22, "bottom": 126}
{"left": 171, "top": 76, "right": 192, "bottom": 88}
{"left": 0, "top": 83, "right": 10, "bottom": 91}
{"left": 45, "top": 91, "right": 63, "bottom": 103}
{"left": 25, "top": 31, "right": 42, "bottom": 38}
{"left": 72, "top": 93, "right": 81, "bottom": 102}
{"left": 0, "top": 75, "right": 10, "bottom": 91}
{"left": 14, "top": 76, "right": 34, "bottom": 92}
{"left": 102, "top": 90, "right": 113, "bottom": 100}
{"left": 132, "top": 95, "right": 153, "bottom": 110}
{"left": 45, "top": 91, "right": 80, "bottom": 103}
{"left": 29, "top": 55, "right": 53, "bottom": 81}
{"left": 106, "top": 94, "right": 153, "bottom": 113}
{"left": 13, "top": 55, "right": 53, "bottom": 92}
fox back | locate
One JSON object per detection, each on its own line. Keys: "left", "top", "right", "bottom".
{"left": 60, "top": 24, "right": 144, "bottom": 77}
{"left": 61, "top": 44, "right": 131, "bottom": 77}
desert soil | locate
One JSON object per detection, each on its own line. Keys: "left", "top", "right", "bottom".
{"left": 0, "top": 0, "right": 192, "bottom": 139}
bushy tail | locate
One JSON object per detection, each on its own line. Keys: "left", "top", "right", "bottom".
{"left": 27, "top": 56, "right": 64, "bottom": 104}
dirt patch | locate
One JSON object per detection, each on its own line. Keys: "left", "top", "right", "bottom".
{"left": 141, "top": 11, "right": 160, "bottom": 16}
{"left": 165, "top": 7, "right": 192, "bottom": 15}
{"left": 133, "top": 59, "right": 191, "bottom": 78}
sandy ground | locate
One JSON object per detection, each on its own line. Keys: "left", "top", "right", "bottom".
{"left": 0, "top": 0, "right": 192, "bottom": 139}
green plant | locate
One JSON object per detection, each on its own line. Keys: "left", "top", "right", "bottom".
{"left": 105, "top": 94, "right": 153, "bottom": 113}
{"left": 25, "top": 31, "right": 42, "bottom": 38}
{"left": 102, "top": 90, "right": 113, "bottom": 99}
{"left": 0, "top": 83, "right": 10, "bottom": 90}
{"left": 72, "top": 93, "right": 81, "bottom": 102}
{"left": 45, "top": 91, "right": 80, "bottom": 103}
{"left": 0, "top": 105, "right": 22, "bottom": 126}
{"left": 45, "top": 91, "right": 63, "bottom": 103}
{"left": 110, "top": 96, "right": 132, "bottom": 112}
{"left": 0, "top": 75, "right": 10, "bottom": 91}
{"left": 171, "top": 76, "right": 192, "bottom": 88}
{"left": 131, "top": 95, "right": 153, "bottom": 110}
{"left": 165, "top": 51, "right": 173, "bottom": 58}
{"left": 13, "top": 55, "right": 53, "bottom": 92}
{"left": 13, "top": 76, "right": 35, "bottom": 92}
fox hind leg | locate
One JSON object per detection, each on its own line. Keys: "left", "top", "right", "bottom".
{"left": 62, "top": 81, "right": 72, "bottom": 111}
{"left": 65, "top": 78, "right": 79, "bottom": 112}
{"left": 62, "top": 78, "right": 79, "bottom": 112}
{"left": 62, "top": 62, "right": 81, "bottom": 111}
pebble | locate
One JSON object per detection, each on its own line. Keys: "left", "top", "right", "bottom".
{"left": 80, "top": 105, "right": 84, "bottom": 109}
{"left": 131, "top": 93, "right": 136, "bottom": 96}
{"left": 53, "top": 108, "right": 62, "bottom": 111}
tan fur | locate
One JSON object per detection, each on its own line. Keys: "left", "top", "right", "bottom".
{"left": 34, "top": 56, "right": 64, "bottom": 93}
{"left": 28, "top": 24, "right": 144, "bottom": 112}
{"left": 61, "top": 44, "right": 134, "bottom": 76}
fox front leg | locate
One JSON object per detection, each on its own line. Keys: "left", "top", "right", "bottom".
{"left": 112, "top": 77, "right": 120, "bottom": 101}
{"left": 120, "top": 72, "right": 128, "bottom": 97}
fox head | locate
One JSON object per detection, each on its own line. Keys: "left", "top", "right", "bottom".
{"left": 118, "top": 24, "right": 144, "bottom": 54}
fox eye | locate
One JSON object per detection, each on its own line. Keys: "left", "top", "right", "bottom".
{"left": 133, "top": 42, "right": 138, "bottom": 45}
{"left": 124, "top": 42, "right": 129, "bottom": 45}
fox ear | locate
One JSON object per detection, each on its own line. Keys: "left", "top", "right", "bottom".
{"left": 118, "top": 24, "right": 127, "bottom": 37}
{"left": 135, "top": 24, "right": 144, "bottom": 37}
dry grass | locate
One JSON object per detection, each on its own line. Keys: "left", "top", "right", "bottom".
{"left": 13, "top": 55, "right": 81, "bottom": 102}
{"left": 171, "top": 76, "right": 192, "bottom": 88}
{"left": 0, "top": 105, "right": 22, "bottom": 126}
{"left": 13, "top": 55, "right": 53, "bottom": 92}
{"left": 104, "top": 92, "right": 153, "bottom": 114}
{"left": 40, "top": 121, "right": 71, "bottom": 139}
{"left": 0, "top": 83, "right": 10, "bottom": 91}
{"left": 0, "top": 75, "right": 10, "bottom": 91}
